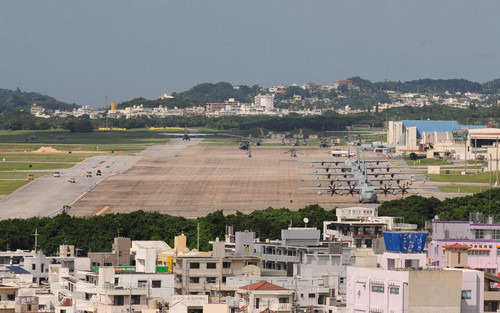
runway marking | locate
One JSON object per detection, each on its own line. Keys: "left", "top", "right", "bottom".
{"left": 94, "top": 206, "right": 110, "bottom": 216}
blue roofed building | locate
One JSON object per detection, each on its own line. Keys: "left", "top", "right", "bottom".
{"left": 387, "top": 120, "right": 487, "bottom": 154}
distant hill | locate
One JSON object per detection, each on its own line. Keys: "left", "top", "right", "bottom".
{"left": 0, "top": 88, "right": 78, "bottom": 113}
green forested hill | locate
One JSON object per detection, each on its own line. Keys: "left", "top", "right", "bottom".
{"left": 0, "top": 88, "right": 78, "bottom": 112}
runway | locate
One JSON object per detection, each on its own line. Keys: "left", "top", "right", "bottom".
{"left": 69, "top": 140, "right": 434, "bottom": 218}
{"left": 0, "top": 139, "right": 441, "bottom": 219}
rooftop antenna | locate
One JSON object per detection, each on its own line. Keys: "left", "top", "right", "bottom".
{"left": 197, "top": 222, "right": 200, "bottom": 251}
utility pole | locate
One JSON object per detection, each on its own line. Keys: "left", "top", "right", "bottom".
{"left": 496, "top": 137, "right": 499, "bottom": 187}
{"left": 32, "top": 228, "right": 39, "bottom": 253}
{"left": 490, "top": 153, "right": 493, "bottom": 215}
{"left": 464, "top": 133, "right": 467, "bottom": 174}
{"left": 197, "top": 223, "right": 200, "bottom": 251}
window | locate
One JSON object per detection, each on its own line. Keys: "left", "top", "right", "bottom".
{"left": 206, "top": 263, "right": 217, "bottom": 269}
{"left": 474, "top": 229, "right": 484, "bottom": 239}
{"left": 152, "top": 280, "right": 161, "bottom": 288}
{"left": 308, "top": 293, "right": 315, "bottom": 299}
{"left": 390, "top": 287, "right": 399, "bottom": 295}
{"left": 138, "top": 280, "right": 147, "bottom": 288}
{"left": 32, "top": 264, "right": 36, "bottom": 270}
{"left": 461, "top": 290, "right": 472, "bottom": 300}
{"left": 223, "top": 262, "right": 231, "bottom": 268}
{"left": 131, "top": 295, "right": 141, "bottom": 305}
{"left": 279, "top": 298, "right": 289, "bottom": 303}
{"left": 256, "top": 298, "right": 260, "bottom": 309}
{"left": 190, "top": 263, "right": 200, "bottom": 269}
{"left": 371, "top": 285, "right": 384, "bottom": 293}
{"left": 7, "top": 295, "right": 15, "bottom": 301}
{"left": 206, "top": 277, "right": 216, "bottom": 284}
{"left": 113, "top": 296, "right": 124, "bottom": 306}
{"left": 104, "top": 263, "right": 112, "bottom": 266}
{"left": 189, "top": 277, "right": 200, "bottom": 283}
{"left": 494, "top": 230, "right": 500, "bottom": 240}
{"left": 469, "top": 250, "right": 490, "bottom": 256}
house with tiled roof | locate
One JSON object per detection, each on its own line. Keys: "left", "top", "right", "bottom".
{"left": 234, "top": 281, "right": 293, "bottom": 313}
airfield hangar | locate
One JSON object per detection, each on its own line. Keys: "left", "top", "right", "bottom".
{"left": 388, "top": 120, "right": 500, "bottom": 171}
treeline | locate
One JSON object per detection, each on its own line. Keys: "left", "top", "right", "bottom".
{"left": 2, "top": 189, "right": 500, "bottom": 256}
{"left": 379, "top": 188, "right": 500, "bottom": 228}
{"left": 0, "top": 112, "right": 93, "bottom": 132}
{"left": 0, "top": 88, "right": 77, "bottom": 113}
{"left": 0, "top": 205, "right": 335, "bottom": 256}
{"left": 349, "top": 77, "right": 499, "bottom": 94}
{"left": 3, "top": 104, "right": 500, "bottom": 132}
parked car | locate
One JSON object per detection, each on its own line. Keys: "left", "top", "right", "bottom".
{"left": 28, "top": 174, "right": 34, "bottom": 180}
{"left": 68, "top": 177, "right": 76, "bottom": 183}
{"left": 96, "top": 170, "right": 102, "bottom": 176}
{"left": 54, "top": 171, "right": 60, "bottom": 178}
{"left": 86, "top": 171, "right": 92, "bottom": 177}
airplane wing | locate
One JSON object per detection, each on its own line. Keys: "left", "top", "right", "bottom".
{"left": 158, "top": 132, "right": 210, "bottom": 137}
{"left": 374, "top": 183, "right": 436, "bottom": 196}
{"left": 300, "top": 184, "right": 359, "bottom": 196}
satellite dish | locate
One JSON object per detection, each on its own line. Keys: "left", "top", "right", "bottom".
{"left": 303, "top": 217, "right": 309, "bottom": 224}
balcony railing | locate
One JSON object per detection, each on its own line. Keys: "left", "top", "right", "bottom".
{"left": 270, "top": 303, "right": 292, "bottom": 311}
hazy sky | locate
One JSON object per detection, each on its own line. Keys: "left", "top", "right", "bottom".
{"left": 1, "top": 1, "right": 499, "bottom": 107}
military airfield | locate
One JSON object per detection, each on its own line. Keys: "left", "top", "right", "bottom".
{"left": 0, "top": 134, "right": 447, "bottom": 219}
{"left": 68, "top": 138, "right": 434, "bottom": 218}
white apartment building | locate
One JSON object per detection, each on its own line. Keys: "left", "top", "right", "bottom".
{"left": 254, "top": 94, "right": 275, "bottom": 112}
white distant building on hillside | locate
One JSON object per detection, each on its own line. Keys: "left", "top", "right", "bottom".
{"left": 255, "top": 94, "right": 275, "bottom": 112}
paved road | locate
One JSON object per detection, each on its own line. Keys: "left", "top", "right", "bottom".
{"left": 0, "top": 140, "right": 198, "bottom": 219}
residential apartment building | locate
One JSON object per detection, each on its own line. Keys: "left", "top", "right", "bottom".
{"left": 88, "top": 237, "right": 131, "bottom": 268}
{"left": 428, "top": 213, "right": 500, "bottom": 274}
{"left": 346, "top": 232, "right": 484, "bottom": 313}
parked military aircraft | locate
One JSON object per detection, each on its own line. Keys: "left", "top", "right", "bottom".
{"left": 319, "top": 138, "right": 331, "bottom": 148}
{"left": 301, "top": 171, "right": 428, "bottom": 203}
{"left": 300, "top": 147, "right": 432, "bottom": 203}
{"left": 239, "top": 139, "right": 251, "bottom": 150}
{"left": 159, "top": 126, "right": 211, "bottom": 140}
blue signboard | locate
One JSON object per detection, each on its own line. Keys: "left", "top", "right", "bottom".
{"left": 383, "top": 232, "right": 428, "bottom": 253}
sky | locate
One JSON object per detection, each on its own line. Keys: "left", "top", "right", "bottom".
{"left": 0, "top": 1, "right": 499, "bottom": 107}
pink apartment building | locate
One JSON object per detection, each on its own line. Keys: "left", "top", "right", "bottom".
{"left": 428, "top": 213, "right": 500, "bottom": 274}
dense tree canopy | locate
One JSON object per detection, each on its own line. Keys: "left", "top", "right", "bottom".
{"left": 2, "top": 190, "right": 500, "bottom": 255}
{"left": 0, "top": 88, "right": 77, "bottom": 112}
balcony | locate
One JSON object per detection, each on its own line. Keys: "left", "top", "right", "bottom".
{"left": 75, "top": 299, "right": 97, "bottom": 312}
{"left": 270, "top": 303, "right": 292, "bottom": 311}
{"left": 0, "top": 300, "right": 15, "bottom": 309}
{"left": 484, "top": 290, "right": 500, "bottom": 302}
